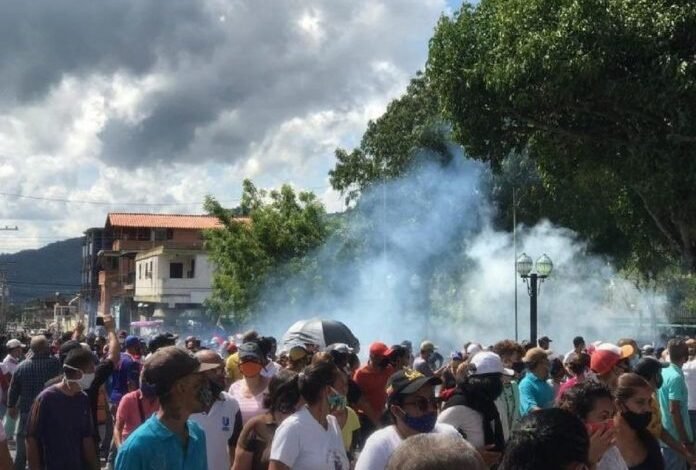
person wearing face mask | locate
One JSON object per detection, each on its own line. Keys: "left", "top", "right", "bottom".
{"left": 113, "top": 371, "right": 159, "bottom": 450}
{"left": 26, "top": 347, "right": 99, "bottom": 470}
{"left": 114, "top": 346, "right": 219, "bottom": 470}
{"left": 518, "top": 347, "right": 555, "bottom": 416}
{"left": 493, "top": 340, "right": 525, "bottom": 440}
{"left": 613, "top": 373, "right": 665, "bottom": 470}
{"left": 229, "top": 342, "right": 272, "bottom": 425}
{"left": 269, "top": 361, "right": 349, "bottom": 470}
{"left": 355, "top": 368, "right": 462, "bottom": 470}
{"left": 439, "top": 351, "right": 513, "bottom": 467}
{"left": 353, "top": 342, "right": 395, "bottom": 434}
{"left": 312, "top": 352, "right": 361, "bottom": 459}
{"left": 191, "top": 349, "right": 244, "bottom": 470}
{"left": 557, "top": 381, "right": 627, "bottom": 470}
{"left": 634, "top": 357, "right": 696, "bottom": 466}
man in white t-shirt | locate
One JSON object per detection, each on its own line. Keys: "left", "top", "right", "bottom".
{"left": 191, "top": 350, "right": 243, "bottom": 470}
{"left": 355, "top": 368, "right": 463, "bottom": 470}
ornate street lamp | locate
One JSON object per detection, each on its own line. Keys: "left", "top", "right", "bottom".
{"left": 516, "top": 253, "right": 554, "bottom": 344}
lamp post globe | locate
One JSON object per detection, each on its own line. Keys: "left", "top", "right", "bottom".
{"left": 516, "top": 253, "right": 533, "bottom": 277}
{"left": 535, "top": 254, "right": 553, "bottom": 278}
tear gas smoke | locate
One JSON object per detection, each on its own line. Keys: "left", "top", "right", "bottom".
{"left": 250, "top": 155, "right": 664, "bottom": 355}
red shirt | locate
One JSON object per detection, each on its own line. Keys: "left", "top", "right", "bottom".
{"left": 353, "top": 363, "right": 394, "bottom": 416}
{"left": 116, "top": 390, "right": 159, "bottom": 441}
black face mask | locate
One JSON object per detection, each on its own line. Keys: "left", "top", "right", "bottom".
{"left": 623, "top": 410, "right": 652, "bottom": 431}
{"left": 511, "top": 362, "right": 526, "bottom": 374}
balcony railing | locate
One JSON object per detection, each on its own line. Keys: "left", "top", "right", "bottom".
{"left": 112, "top": 240, "right": 205, "bottom": 251}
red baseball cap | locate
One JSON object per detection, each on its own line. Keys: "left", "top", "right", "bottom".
{"left": 369, "top": 341, "right": 393, "bottom": 357}
{"left": 590, "top": 343, "right": 635, "bottom": 375}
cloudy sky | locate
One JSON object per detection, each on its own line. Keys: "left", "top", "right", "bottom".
{"left": 0, "top": 0, "right": 462, "bottom": 253}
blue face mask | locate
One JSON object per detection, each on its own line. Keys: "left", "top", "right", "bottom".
{"left": 402, "top": 411, "right": 438, "bottom": 433}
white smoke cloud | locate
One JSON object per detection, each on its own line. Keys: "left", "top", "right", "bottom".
{"left": 249, "top": 156, "right": 665, "bottom": 353}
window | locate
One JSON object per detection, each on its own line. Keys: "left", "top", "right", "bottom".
{"left": 187, "top": 259, "right": 195, "bottom": 278}
{"left": 149, "top": 261, "right": 153, "bottom": 278}
{"left": 153, "top": 228, "right": 167, "bottom": 241}
{"left": 138, "top": 264, "right": 142, "bottom": 280}
{"left": 170, "top": 262, "right": 183, "bottom": 279}
{"left": 166, "top": 229, "right": 174, "bottom": 240}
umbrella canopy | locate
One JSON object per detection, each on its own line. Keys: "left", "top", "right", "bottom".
{"left": 282, "top": 318, "right": 360, "bottom": 353}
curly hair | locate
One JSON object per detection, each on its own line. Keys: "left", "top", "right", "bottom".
{"left": 557, "top": 381, "right": 613, "bottom": 420}
{"left": 493, "top": 340, "right": 525, "bottom": 360}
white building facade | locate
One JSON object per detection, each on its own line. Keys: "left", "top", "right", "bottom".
{"left": 134, "top": 247, "right": 213, "bottom": 315}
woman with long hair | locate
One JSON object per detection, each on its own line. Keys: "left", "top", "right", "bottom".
{"left": 232, "top": 369, "right": 301, "bottom": 470}
{"left": 613, "top": 373, "right": 664, "bottom": 470}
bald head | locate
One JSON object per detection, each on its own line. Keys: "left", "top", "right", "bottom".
{"left": 30, "top": 335, "right": 49, "bottom": 354}
{"left": 195, "top": 349, "right": 223, "bottom": 365}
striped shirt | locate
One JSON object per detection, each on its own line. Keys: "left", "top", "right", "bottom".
{"left": 8, "top": 353, "right": 62, "bottom": 413}
{"left": 228, "top": 380, "right": 267, "bottom": 425}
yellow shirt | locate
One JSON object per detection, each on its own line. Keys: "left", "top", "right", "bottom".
{"left": 648, "top": 392, "right": 662, "bottom": 439}
{"left": 225, "top": 352, "right": 243, "bottom": 384}
{"left": 341, "top": 407, "right": 361, "bottom": 451}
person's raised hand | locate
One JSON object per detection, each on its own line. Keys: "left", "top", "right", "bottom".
{"left": 588, "top": 426, "right": 615, "bottom": 465}
{"left": 103, "top": 314, "right": 115, "bottom": 332}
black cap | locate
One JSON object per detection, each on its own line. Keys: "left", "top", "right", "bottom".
{"left": 386, "top": 368, "right": 441, "bottom": 402}
{"left": 148, "top": 333, "right": 178, "bottom": 352}
{"left": 239, "top": 342, "right": 264, "bottom": 362}
{"left": 634, "top": 357, "right": 668, "bottom": 380}
{"left": 539, "top": 336, "right": 552, "bottom": 343}
{"left": 59, "top": 340, "right": 82, "bottom": 362}
{"left": 142, "top": 346, "right": 218, "bottom": 396}
{"left": 573, "top": 336, "right": 585, "bottom": 347}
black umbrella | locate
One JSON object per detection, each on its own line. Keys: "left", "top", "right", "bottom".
{"left": 282, "top": 318, "right": 360, "bottom": 353}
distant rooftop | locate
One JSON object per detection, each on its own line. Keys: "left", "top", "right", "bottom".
{"left": 106, "top": 213, "right": 224, "bottom": 230}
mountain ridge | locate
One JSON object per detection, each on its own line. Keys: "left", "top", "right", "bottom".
{"left": 0, "top": 238, "right": 82, "bottom": 304}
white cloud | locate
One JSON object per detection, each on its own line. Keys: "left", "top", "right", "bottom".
{"left": 0, "top": 0, "right": 447, "bottom": 253}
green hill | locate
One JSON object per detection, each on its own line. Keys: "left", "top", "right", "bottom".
{"left": 0, "top": 238, "right": 82, "bottom": 304}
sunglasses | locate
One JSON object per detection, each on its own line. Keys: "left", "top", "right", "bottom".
{"left": 402, "top": 396, "right": 440, "bottom": 413}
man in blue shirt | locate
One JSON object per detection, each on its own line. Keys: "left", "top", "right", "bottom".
{"left": 518, "top": 347, "right": 554, "bottom": 416}
{"left": 115, "top": 346, "right": 219, "bottom": 470}
{"left": 659, "top": 339, "right": 693, "bottom": 470}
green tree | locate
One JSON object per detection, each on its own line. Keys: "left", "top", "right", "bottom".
{"left": 204, "top": 180, "right": 330, "bottom": 325}
{"left": 428, "top": 0, "right": 696, "bottom": 273}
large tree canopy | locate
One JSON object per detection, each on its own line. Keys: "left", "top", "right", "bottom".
{"left": 204, "top": 180, "right": 330, "bottom": 325}
{"left": 428, "top": 0, "right": 696, "bottom": 272}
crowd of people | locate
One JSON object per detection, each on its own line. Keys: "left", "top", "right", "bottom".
{"left": 2, "top": 320, "right": 696, "bottom": 469}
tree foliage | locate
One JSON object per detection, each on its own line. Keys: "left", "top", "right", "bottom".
{"left": 204, "top": 180, "right": 330, "bottom": 325}
{"left": 428, "top": 0, "right": 696, "bottom": 272}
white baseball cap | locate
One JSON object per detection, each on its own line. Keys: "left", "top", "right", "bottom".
{"left": 469, "top": 351, "right": 514, "bottom": 376}
{"left": 6, "top": 339, "right": 25, "bottom": 350}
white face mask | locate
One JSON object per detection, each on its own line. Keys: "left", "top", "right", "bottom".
{"left": 64, "top": 364, "right": 95, "bottom": 391}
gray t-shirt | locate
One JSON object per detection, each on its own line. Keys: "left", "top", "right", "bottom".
{"left": 413, "top": 357, "right": 434, "bottom": 377}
